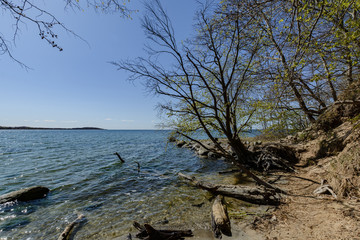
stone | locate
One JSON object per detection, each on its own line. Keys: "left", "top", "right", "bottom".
{"left": 176, "top": 140, "right": 186, "bottom": 147}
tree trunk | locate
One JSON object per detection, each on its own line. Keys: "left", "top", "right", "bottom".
{"left": 178, "top": 173, "right": 281, "bottom": 205}
{"left": 133, "top": 222, "right": 193, "bottom": 240}
{"left": 0, "top": 186, "right": 49, "bottom": 204}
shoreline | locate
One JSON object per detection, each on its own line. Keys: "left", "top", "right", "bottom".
{"left": 167, "top": 107, "right": 360, "bottom": 239}
{"left": 2, "top": 100, "right": 359, "bottom": 239}
{"left": 0, "top": 126, "right": 104, "bottom": 130}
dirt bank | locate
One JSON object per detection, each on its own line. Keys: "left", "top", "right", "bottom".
{"left": 252, "top": 101, "right": 360, "bottom": 239}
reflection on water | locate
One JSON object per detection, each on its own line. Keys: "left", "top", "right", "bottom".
{"left": 0, "top": 130, "right": 246, "bottom": 239}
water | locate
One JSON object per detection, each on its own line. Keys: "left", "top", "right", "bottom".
{"left": 0, "top": 130, "right": 242, "bottom": 239}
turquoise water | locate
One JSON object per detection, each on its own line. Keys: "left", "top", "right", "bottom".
{"left": 0, "top": 130, "right": 238, "bottom": 239}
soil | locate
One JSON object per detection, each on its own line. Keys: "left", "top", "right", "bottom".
{"left": 130, "top": 83, "right": 360, "bottom": 239}
{"left": 252, "top": 117, "right": 360, "bottom": 240}
{"left": 253, "top": 162, "right": 360, "bottom": 240}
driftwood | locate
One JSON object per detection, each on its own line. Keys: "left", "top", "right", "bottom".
{"left": 0, "top": 186, "right": 50, "bottom": 204}
{"left": 211, "top": 195, "right": 231, "bottom": 238}
{"left": 135, "top": 161, "right": 141, "bottom": 173}
{"left": 178, "top": 173, "right": 280, "bottom": 205}
{"left": 218, "top": 169, "right": 240, "bottom": 175}
{"left": 58, "top": 214, "right": 86, "bottom": 240}
{"left": 133, "top": 222, "right": 193, "bottom": 240}
{"left": 114, "top": 152, "right": 125, "bottom": 163}
{"left": 313, "top": 179, "right": 337, "bottom": 199}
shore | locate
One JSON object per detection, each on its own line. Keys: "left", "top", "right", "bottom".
{"left": 2, "top": 99, "right": 359, "bottom": 239}
{"left": 163, "top": 107, "right": 360, "bottom": 240}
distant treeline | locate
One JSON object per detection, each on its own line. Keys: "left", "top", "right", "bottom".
{"left": 0, "top": 126, "right": 104, "bottom": 130}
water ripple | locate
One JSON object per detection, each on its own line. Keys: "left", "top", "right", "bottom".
{"left": 0, "top": 130, "right": 237, "bottom": 239}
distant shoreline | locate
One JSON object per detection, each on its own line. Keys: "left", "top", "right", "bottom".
{"left": 0, "top": 126, "right": 104, "bottom": 130}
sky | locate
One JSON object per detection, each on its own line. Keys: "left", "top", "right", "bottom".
{"left": 0, "top": 0, "right": 198, "bottom": 129}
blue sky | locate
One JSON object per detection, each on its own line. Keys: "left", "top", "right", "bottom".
{"left": 0, "top": 1, "right": 197, "bottom": 129}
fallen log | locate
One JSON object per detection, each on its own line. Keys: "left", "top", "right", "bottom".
{"left": 0, "top": 186, "right": 50, "bottom": 204}
{"left": 178, "top": 173, "right": 280, "bottom": 205}
{"left": 211, "top": 195, "right": 231, "bottom": 238}
{"left": 218, "top": 169, "right": 240, "bottom": 175}
{"left": 133, "top": 222, "right": 193, "bottom": 240}
{"left": 58, "top": 214, "right": 86, "bottom": 240}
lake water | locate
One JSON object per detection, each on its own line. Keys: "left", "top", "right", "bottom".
{"left": 0, "top": 130, "right": 244, "bottom": 239}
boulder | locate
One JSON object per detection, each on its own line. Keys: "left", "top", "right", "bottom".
{"left": 208, "top": 151, "right": 220, "bottom": 159}
{"left": 197, "top": 147, "right": 209, "bottom": 156}
{"left": 176, "top": 140, "right": 186, "bottom": 147}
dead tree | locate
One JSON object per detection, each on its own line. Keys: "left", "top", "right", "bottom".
{"left": 179, "top": 173, "right": 281, "bottom": 205}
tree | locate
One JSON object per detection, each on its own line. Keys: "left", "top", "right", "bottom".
{"left": 0, "top": 0, "right": 133, "bottom": 67}
{"left": 229, "top": 0, "right": 359, "bottom": 129}
{"left": 113, "top": 0, "right": 280, "bottom": 190}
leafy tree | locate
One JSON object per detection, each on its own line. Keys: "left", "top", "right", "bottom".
{"left": 303, "top": 0, "right": 360, "bottom": 83}
{"left": 225, "top": 0, "right": 359, "bottom": 129}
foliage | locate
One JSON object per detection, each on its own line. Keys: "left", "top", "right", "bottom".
{"left": 116, "top": 0, "right": 359, "bottom": 151}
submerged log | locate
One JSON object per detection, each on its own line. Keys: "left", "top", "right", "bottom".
{"left": 133, "top": 222, "right": 193, "bottom": 240}
{"left": 211, "top": 195, "right": 231, "bottom": 238}
{"left": 135, "top": 161, "right": 141, "bottom": 173}
{"left": 114, "top": 152, "right": 125, "bottom": 163}
{"left": 0, "top": 186, "right": 50, "bottom": 204}
{"left": 178, "top": 173, "right": 280, "bottom": 205}
{"left": 58, "top": 214, "right": 86, "bottom": 240}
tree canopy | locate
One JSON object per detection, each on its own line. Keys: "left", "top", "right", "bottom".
{"left": 114, "top": 0, "right": 359, "bottom": 188}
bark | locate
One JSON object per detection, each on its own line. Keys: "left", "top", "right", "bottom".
{"left": 58, "top": 214, "right": 86, "bottom": 240}
{"left": 0, "top": 186, "right": 49, "bottom": 204}
{"left": 211, "top": 195, "right": 231, "bottom": 238}
{"left": 133, "top": 222, "right": 193, "bottom": 240}
{"left": 321, "top": 55, "right": 338, "bottom": 101}
{"left": 178, "top": 173, "right": 281, "bottom": 205}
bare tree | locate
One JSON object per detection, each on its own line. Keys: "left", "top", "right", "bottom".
{"left": 0, "top": 0, "right": 134, "bottom": 68}
{"left": 113, "top": 0, "right": 282, "bottom": 190}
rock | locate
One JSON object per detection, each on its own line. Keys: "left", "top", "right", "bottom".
{"left": 197, "top": 147, "right": 209, "bottom": 156}
{"left": 208, "top": 151, "right": 220, "bottom": 159}
{"left": 193, "top": 143, "right": 201, "bottom": 149}
{"left": 0, "top": 186, "right": 50, "bottom": 204}
{"left": 183, "top": 143, "right": 192, "bottom": 148}
{"left": 176, "top": 140, "right": 186, "bottom": 147}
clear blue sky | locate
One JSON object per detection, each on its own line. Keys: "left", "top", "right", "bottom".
{"left": 0, "top": 1, "right": 198, "bottom": 129}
